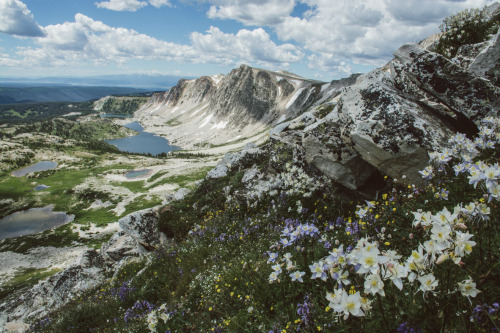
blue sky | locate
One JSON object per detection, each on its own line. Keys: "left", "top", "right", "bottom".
{"left": 0, "top": 0, "right": 496, "bottom": 81}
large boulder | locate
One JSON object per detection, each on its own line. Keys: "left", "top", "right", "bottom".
{"left": 101, "top": 231, "right": 146, "bottom": 262}
{"left": 118, "top": 207, "right": 160, "bottom": 249}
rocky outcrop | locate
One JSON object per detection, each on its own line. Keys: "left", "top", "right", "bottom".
{"left": 265, "top": 31, "right": 500, "bottom": 191}
{"left": 100, "top": 231, "right": 146, "bottom": 262}
{"left": 118, "top": 207, "right": 161, "bottom": 250}
{"left": 468, "top": 27, "right": 500, "bottom": 86}
{"left": 0, "top": 249, "right": 107, "bottom": 332}
{"left": 207, "top": 143, "right": 265, "bottom": 179}
{"left": 0, "top": 208, "right": 163, "bottom": 331}
{"left": 173, "top": 188, "right": 191, "bottom": 201}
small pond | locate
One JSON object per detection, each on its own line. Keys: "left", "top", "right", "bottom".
{"left": 0, "top": 205, "right": 74, "bottom": 240}
{"left": 126, "top": 169, "right": 150, "bottom": 179}
{"left": 105, "top": 121, "right": 179, "bottom": 155}
{"left": 12, "top": 161, "right": 58, "bottom": 177}
{"left": 34, "top": 184, "right": 50, "bottom": 191}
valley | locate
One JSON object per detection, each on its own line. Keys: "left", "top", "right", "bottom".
{"left": 0, "top": 100, "right": 271, "bottom": 310}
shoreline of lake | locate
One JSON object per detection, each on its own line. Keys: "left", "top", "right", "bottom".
{"left": 105, "top": 121, "right": 180, "bottom": 155}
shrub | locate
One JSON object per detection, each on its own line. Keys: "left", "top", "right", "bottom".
{"left": 435, "top": 7, "right": 500, "bottom": 58}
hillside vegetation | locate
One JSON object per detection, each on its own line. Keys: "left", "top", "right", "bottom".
{"left": 27, "top": 116, "right": 500, "bottom": 332}
{"left": 96, "top": 97, "right": 149, "bottom": 116}
{"left": 0, "top": 101, "right": 95, "bottom": 124}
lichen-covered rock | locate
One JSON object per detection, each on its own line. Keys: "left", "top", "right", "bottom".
{"left": 206, "top": 143, "right": 265, "bottom": 179}
{"left": 0, "top": 249, "right": 106, "bottom": 331}
{"left": 468, "top": 28, "right": 500, "bottom": 86}
{"left": 392, "top": 43, "right": 500, "bottom": 123}
{"left": 118, "top": 207, "right": 160, "bottom": 249}
{"left": 101, "top": 231, "right": 145, "bottom": 262}
{"left": 173, "top": 188, "right": 191, "bottom": 201}
{"left": 241, "top": 165, "right": 261, "bottom": 184}
{"left": 206, "top": 164, "right": 229, "bottom": 179}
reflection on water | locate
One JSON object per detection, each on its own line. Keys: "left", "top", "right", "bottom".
{"left": 12, "top": 161, "right": 58, "bottom": 177}
{"left": 0, "top": 205, "right": 74, "bottom": 239}
{"left": 105, "top": 121, "right": 179, "bottom": 155}
{"left": 126, "top": 169, "right": 150, "bottom": 178}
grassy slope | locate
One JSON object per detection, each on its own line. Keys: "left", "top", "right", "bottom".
{"left": 32, "top": 134, "right": 500, "bottom": 332}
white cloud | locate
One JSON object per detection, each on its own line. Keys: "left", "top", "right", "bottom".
{"left": 0, "top": 0, "right": 45, "bottom": 37}
{"left": 272, "top": 0, "right": 494, "bottom": 69}
{"left": 95, "top": 0, "right": 172, "bottom": 11}
{"left": 207, "top": 0, "right": 295, "bottom": 26}
{"left": 95, "top": 0, "right": 148, "bottom": 11}
{"left": 3, "top": 14, "right": 302, "bottom": 71}
{"left": 308, "top": 53, "right": 352, "bottom": 77}
{"left": 199, "top": 0, "right": 495, "bottom": 72}
{"left": 190, "top": 26, "right": 303, "bottom": 67}
{"left": 148, "top": 0, "right": 172, "bottom": 8}
{"left": 12, "top": 14, "right": 197, "bottom": 67}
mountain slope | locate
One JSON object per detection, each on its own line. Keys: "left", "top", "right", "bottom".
{"left": 134, "top": 65, "right": 358, "bottom": 148}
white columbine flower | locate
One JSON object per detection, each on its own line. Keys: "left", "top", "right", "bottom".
{"left": 309, "top": 261, "right": 328, "bottom": 281}
{"left": 454, "top": 231, "right": 476, "bottom": 257}
{"left": 418, "top": 273, "right": 438, "bottom": 294}
{"left": 272, "top": 264, "right": 282, "bottom": 274}
{"left": 355, "top": 247, "right": 388, "bottom": 275}
{"left": 159, "top": 312, "right": 171, "bottom": 323}
{"left": 457, "top": 278, "right": 480, "bottom": 297}
{"left": 332, "top": 291, "right": 364, "bottom": 319}
{"left": 432, "top": 207, "right": 457, "bottom": 225}
{"left": 386, "top": 262, "right": 409, "bottom": 290}
{"left": 419, "top": 166, "right": 434, "bottom": 179}
{"left": 267, "top": 252, "right": 278, "bottom": 263}
{"left": 269, "top": 271, "right": 280, "bottom": 282}
{"left": 364, "top": 274, "right": 385, "bottom": 296}
{"left": 326, "top": 288, "right": 344, "bottom": 307}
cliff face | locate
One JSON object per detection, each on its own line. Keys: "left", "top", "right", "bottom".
{"left": 134, "top": 65, "right": 354, "bottom": 148}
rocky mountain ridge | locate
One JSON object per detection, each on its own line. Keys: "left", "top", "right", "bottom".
{"left": 133, "top": 66, "right": 358, "bottom": 149}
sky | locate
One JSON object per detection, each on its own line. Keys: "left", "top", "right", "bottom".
{"left": 0, "top": 0, "right": 496, "bottom": 81}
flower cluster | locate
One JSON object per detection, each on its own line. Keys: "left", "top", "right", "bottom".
{"left": 110, "top": 280, "right": 135, "bottom": 302}
{"left": 470, "top": 302, "right": 500, "bottom": 325}
{"left": 124, "top": 300, "right": 155, "bottom": 323}
{"left": 268, "top": 221, "right": 320, "bottom": 283}
{"left": 425, "top": 117, "right": 500, "bottom": 203}
{"left": 246, "top": 163, "right": 324, "bottom": 204}
{"left": 146, "top": 304, "right": 172, "bottom": 332}
{"left": 435, "top": 7, "right": 498, "bottom": 58}
{"left": 266, "top": 116, "right": 499, "bottom": 323}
